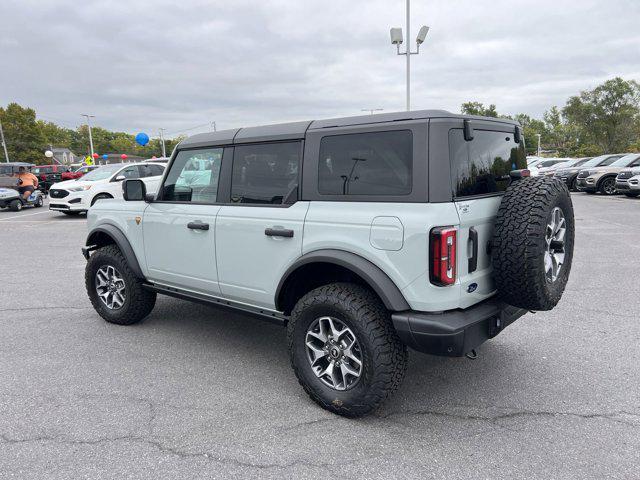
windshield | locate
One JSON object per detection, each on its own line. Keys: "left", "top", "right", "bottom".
{"left": 80, "top": 164, "right": 122, "bottom": 181}
{"left": 580, "top": 155, "right": 620, "bottom": 168}
{"left": 610, "top": 154, "right": 640, "bottom": 167}
{"left": 536, "top": 160, "right": 564, "bottom": 168}
{"left": 571, "top": 158, "right": 591, "bottom": 167}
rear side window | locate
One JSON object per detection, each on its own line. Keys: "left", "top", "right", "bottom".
{"left": 450, "top": 129, "right": 526, "bottom": 198}
{"left": 231, "top": 142, "right": 301, "bottom": 204}
{"left": 318, "top": 130, "right": 412, "bottom": 195}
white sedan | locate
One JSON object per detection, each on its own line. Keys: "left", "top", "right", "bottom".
{"left": 48, "top": 162, "right": 165, "bottom": 215}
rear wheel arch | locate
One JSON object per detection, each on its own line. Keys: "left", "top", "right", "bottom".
{"left": 275, "top": 250, "right": 410, "bottom": 315}
{"left": 86, "top": 225, "right": 144, "bottom": 279}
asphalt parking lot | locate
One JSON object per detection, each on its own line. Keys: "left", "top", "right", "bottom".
{"left": 1, "top": 194, "right": 639, "bottom": 479}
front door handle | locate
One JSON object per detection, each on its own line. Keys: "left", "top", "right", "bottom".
{"left": 265, "top": 227, "right": 294, "bottom": 238}
{"left": 187, "top": 221, "right": 209, "bottom": 231}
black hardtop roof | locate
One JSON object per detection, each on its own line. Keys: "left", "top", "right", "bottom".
{"left": 178, "top": 109, "right": 519, "bottom": 148}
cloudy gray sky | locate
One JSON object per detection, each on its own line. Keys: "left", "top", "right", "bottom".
{"left": 2, "top": 0, "right": 639, "bottom": 137}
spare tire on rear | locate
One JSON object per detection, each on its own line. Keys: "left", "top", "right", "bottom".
{"left": 491, "top": 176, "right": 574, "bottom": 311}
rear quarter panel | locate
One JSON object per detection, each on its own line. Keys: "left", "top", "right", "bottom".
{"left": 303, "top": 201, "right": 477, "bottom": 312}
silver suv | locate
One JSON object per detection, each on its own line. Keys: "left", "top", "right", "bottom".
{"left": 82, "top": 110, "right": 575, "bottom": 416}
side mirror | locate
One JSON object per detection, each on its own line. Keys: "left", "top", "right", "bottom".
{"left": 114, "top": 175, "right": 126, "bottom": 182}
{"left": 122, "top": 179, "right": 146, "bottom": 201}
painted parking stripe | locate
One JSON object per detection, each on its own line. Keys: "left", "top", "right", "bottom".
{"left": 0, "top": 210, "right": 54, "bottom": 221}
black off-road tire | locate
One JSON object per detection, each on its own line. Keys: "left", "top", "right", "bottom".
{"left": 287, "top": 283, "right": 408, "bottom": 417}
{"left": 9, "top": 200, "right": 22, "bottom": 212}
{"left": 85, "top": 245, "right": 156, "bottom": 325}
{"left": 492, "top": 177, "right": 574, "bottom": 311}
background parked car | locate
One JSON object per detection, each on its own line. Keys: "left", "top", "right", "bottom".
{"left": 144, "top": 157, "right": 170, "bottom": 164}
{"left": 529, "top": 158, "right": 572, "bottom": 176}
{"left": 556, "top": 154, "right": 625, "bottom": 191}
{"left": 61, "top": 165, "right": 100, "bottom": 181}
{"left": 48, "top": 162, "right": 165, "bottom": 215}
{"left": 31, "top": 164, "right": 71, "bottom": 193}
{"left": 576, "top": 153, "right": 640, "bottom": 195}
{"left": 615, "top": 167, "right": 640, "bottom": 197}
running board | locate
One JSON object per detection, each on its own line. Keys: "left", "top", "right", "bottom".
{"left": 143, "top": 283, "right": 288, "bottom": 326}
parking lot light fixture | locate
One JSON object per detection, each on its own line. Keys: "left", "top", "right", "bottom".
{"left": 390, "top": 0, "right": 429, "bottom": 111}
{"left": 81, "top": 114, "right": 95, "bottom": 158}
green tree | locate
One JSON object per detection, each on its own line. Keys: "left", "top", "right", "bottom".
{"left": 461, "top": 101, "right": 499, "bottom": 117}
{"left": 514, "top": 113, "right": 550, "bottom": 155}
{"left": 562, "top": 77, "right": 640, "bottom": 153}
{"left": 0, "top": 103, "right": 45, "bottom": 163}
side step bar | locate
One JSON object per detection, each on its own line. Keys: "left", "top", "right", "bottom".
{"left": 144, "top": 283, "right": 288, "bottom": 326}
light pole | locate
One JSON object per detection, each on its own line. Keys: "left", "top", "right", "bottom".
{"left": 0, "top": 119, "right": 9, "bottom": 163}
{"left": 536, "top": 133, "right": 542, "bottom": 157}
{"left": 390, "top": 0, "right": 429, "bottom": 111}
{"left": 81, "top": 114, "right": 95, "bottom": 158}
{"left": 159, "top": 128, "right": 167, "bottom": 157}
{"left": 361, "top": 108, "right": 384, "bottom": 115}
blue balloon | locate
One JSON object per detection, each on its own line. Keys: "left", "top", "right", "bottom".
{"left": 102, "top": 154, "right": 108, "bottom": 160}
{"left": 135, "top": 132, "right": 150, "bottom": 146}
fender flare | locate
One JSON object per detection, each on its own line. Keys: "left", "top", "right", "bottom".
{"left": 85, "top": 224, "right": 144, "bottom": 279}
{"left": 275, "top": 249, "right": 410, "bottom": 312}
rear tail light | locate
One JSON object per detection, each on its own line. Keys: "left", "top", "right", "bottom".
{"left": 430, "top": 227, "right": 457, "bottom": 286}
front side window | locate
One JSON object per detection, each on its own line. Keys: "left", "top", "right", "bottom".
{"left": 450, "top": 129, "right": 526, "bottom": 198}
{"left": 160, "top": 148, "right": 222, "bottom": 203}
{"left": 231, "top": 142, "right": 300, "bottom": 204}
{"left": 318, "top": 130, "right": 413, "bottom": 196}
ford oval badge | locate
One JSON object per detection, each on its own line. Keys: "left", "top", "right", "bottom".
{"left": 467, "top": 283, "right": 478, "bottom": 293}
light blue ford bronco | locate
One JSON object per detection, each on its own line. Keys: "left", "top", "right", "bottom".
{"left": 82, "top": 110, "right": 574, "bottom": 416}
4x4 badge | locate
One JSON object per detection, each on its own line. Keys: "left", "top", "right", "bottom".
{"left": 135, "top": 216, "right": 141, "bottom": 225}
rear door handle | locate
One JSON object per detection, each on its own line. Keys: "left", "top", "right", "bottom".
{"left": 265, "top": 227, "right": 294, "bottom": 238}
{"left": 468, "top": 226, "right": 478, "bottom": 273}
{"left": 187, "top": 221, "right": 209, "bottom": 231}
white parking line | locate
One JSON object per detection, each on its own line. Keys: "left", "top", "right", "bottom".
{"left": 0, "top": 210, "right": 54, "bottom": 221}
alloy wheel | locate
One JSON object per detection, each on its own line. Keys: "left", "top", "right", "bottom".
{"left": 544, "top": 207, "right": 566, "bottom": 283}
{"left": 95, "top": 265, "right": 126, "bottom": 310}
{"left": 602, "top": 178, "right": 616, "bottom": 195}
{"left": 305, "top": 316, "right": 363, "bottom": 391}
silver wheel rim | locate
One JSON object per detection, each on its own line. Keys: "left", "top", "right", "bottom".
{"left": 603, "top": 179, "right": 615, "bottom": 194}
{"left": 305, "top": 316, "right": 363, "bottom": 391}
{"left": 544, "top": 207, "right": 566, "bottom": 283}
{"left": 95, "top": 265, "right": 126, "bottom": 310}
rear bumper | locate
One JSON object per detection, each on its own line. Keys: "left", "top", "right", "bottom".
{"left": 392, "top": 298, "right": 527, "bottom": 356}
